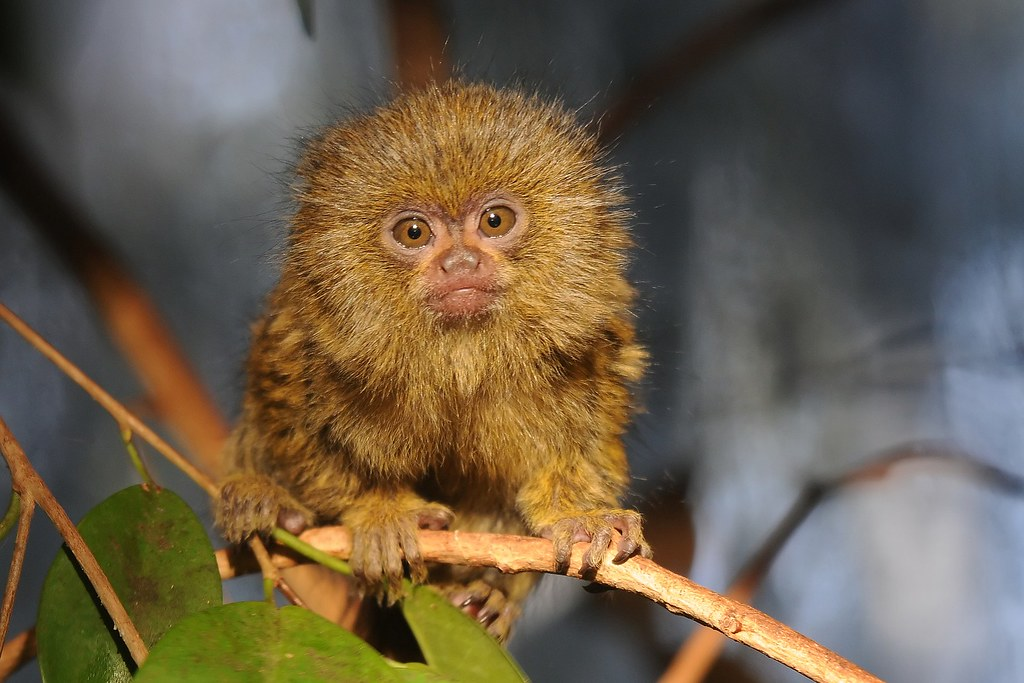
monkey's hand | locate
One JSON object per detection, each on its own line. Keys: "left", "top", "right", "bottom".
{"left": 344, "top": 492, "right": 453, "bottom": 603}
{"left": 441, "top": 579, "right": 522, "bottom": 642}
{"left": 539, "top": 509, "right": 651, "bottom": 575}
{"left": 215, "top": 472, "right": 314, "bottom": 543}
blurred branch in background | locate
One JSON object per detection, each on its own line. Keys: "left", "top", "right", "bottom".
{"left": 598, "top": 0, "right": 840, "bottom": 142}
{"left": 0, "top": 627, "right": 34, "bottom": 679}
{"left": 0, "top": 109, "right": 228, "bottom": 480}
{"left": 388, "top": 0, "right": 451, "bottom": 90}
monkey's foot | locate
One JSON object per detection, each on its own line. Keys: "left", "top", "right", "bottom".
{"left": 345, "top": 498, "right": 453, "bottom": 602}
{"left": 540, "top": 508, "right": 652, "bottom": 575}
{"left": 216, "top": 472, "right": 313, "bottom": 543}
{"left": 438, "top": 580, "right": 521, "bottom": 641}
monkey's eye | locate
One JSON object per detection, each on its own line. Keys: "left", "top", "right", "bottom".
{"left": 478, "top": 206, "right": 516, "bottom": 238}
{"left": 392, "top": 217, "right": 432, "bottom": 248}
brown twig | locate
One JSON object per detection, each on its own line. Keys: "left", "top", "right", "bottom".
{"left": 0, "top": 109, "right": 229, "bottom": 480}
{"left": 0, "top": 418, "right": 148, "bottom": 667}
{"left": 0, "top": 493, "right": 33, "bottom": 656}
{"left": 0, "top": 303, "right": 218, "bottom": 498}
{"left": 661, "top": 440, "right": 1024, "bottom": 683}
{"left": 217, "top": 526, "right": 881, "bottom": 683}
{"left": 246, "top": 535, "right": 305, "bottom": 608}
{"left": 0, "top": 628, "right": 35, "bottom": 680}
{"left": 598, "top": 0, "right": 837, "bottom": 142}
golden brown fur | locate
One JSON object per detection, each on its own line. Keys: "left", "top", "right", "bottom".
{"left": 216, "top": 82, "right": 649, "bottom": 639}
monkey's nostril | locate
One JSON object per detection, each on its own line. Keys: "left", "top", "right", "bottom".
{"left": 441, "top": 248, "right": 480, "bottom": 274}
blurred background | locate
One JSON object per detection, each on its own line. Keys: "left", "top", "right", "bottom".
{"left": 1, "top": 1, "right": 1023, "bottom": 681}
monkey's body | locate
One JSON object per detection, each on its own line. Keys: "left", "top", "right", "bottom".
{"left": 217, "top": 83, "right": 649, "bottom": 638}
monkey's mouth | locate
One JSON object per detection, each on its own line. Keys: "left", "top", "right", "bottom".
{"left": 429, "top": 282, "right": 499, "bottom": 318}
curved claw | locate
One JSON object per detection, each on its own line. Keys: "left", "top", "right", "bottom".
{"left": 613, "top": 536, "right": 638, "bottom": 563}
{"left": 610, "top": 511, "right": 651, "bottom": 563}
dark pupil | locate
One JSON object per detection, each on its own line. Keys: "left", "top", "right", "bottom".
{"left": 487, "top": 212, "right": 501, "bottom": 229}
{"left": 407, "top": 223, "right": 423, "bottom": 240}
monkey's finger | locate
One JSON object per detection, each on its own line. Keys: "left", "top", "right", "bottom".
{"left": 349, "top": 531, "right": 379, "bottom": 583}
{"left": 416, "top": 505, "right": 454, "bottom": 530}
{"left": 466, "top": 584, "right": 504, "bottom": 627}
{"left": 610, "top": 510, "right": 648, "bottom": 562}
{"left": 583, "top": 526, "right": 613, "bottom": 573}
{"left": 608, "top": 509, "right": 643, "bottom": 533}
{"left": 540, "top": 519, "right": 580, "bottom": 572}
{"left": 276, "top": 508, "right": 309, "bottom": 535}
{"left": 398, "top": 522, "right": 427, "bottom": 583}
{"left": 583, "top": 581, "right": 614, "bottom": 593}
{"left": 552, "top": 535, "right": 573, "bottom": 573}
{"left": 478, "top": 585, "right": 509, "bottom": 627}
{"left": 380, "top": 533, "right": 407, "bottom": 597}
{"left": 477, "top": 605, "right": 500, "bottom": 629}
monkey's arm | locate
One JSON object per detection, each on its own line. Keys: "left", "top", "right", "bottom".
{"left": 216, "top": 311, "right": 456, "bottom": 598}
{"left": 514, "top": 321, "right": 650, "bottom": 573}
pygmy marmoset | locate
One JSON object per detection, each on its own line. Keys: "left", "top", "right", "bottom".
{"left": 216, "top": 81, "right": 651, "bottom": 640}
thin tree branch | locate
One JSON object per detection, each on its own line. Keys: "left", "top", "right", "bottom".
{"left": 0, "top": 493, "right": 32, "bottom": 657}
{"left": 0, "top": 303, "right": 218, "bottom": 498}
{"left": 0, "top": 418, "right": 148, "bottom": 667}
{"left": 217, "top": 526, "right": 881, "bottom": 683}
{"left": 247, "top": 535, "right": 304, "bottom": 607}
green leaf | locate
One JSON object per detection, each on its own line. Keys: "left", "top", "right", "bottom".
{"left": 401, "top": 584, "right": 529, "bottom": 683}
{"left": 37, "top": 485, "right": 221, "bottom": 682}
{"left": 388, "top": 661, "right": 458, "bottom": 682}
{"left": 134, "top": 602, "right": 405, "bottom": 681}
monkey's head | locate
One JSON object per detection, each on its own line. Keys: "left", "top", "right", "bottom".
{"left": 285, "top": 82, "right": 635, "bottom": 360}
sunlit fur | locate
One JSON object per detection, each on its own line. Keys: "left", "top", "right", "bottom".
{"left": 217, "top": 82, "right": 647, "bottom": 638}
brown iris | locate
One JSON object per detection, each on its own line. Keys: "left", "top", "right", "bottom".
{"left": 392, "top": 217, "right": 431, "bottom": 248}
{"left": 479, "top": 206, "right": 516, "bottom": 238}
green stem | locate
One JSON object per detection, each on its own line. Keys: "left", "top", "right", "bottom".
{"left": 0, "top": 491, "right": 20, "bottom": 541}
{"left": 270, "top": 528, "right": 353, "bottom": 576}
{"left": 119, "top": 425, "right": 156, "bottom": 488}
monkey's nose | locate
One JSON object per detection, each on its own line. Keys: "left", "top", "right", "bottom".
{"left": 440, "top": 247, "right": 480, "bottom": 274}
